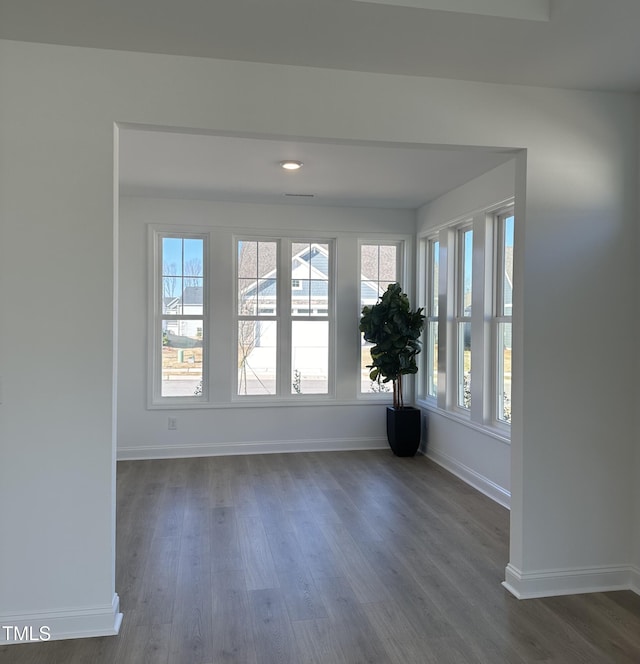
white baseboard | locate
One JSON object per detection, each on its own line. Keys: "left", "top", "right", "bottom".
{"left": 0, "top": 593, "right": 122, "bottom": 645}
{"left": 423, "top": 447, "right": 511, "bottom": 509}
{"left": 503, "top": 563, "right": 637, "bottom": 599}
{"left": 630, "top": 566, "right": 640, "bottom": 596}
{"left": 118, "top": 437, "right": 388, "bottom": 460}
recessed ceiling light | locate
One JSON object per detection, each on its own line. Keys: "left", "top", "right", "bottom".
{"left": 280, "top": 160, "right": 303, "bottom": 170}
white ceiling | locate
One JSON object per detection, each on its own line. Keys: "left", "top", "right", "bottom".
{"left": 5, "top": 0, "right": 634, "bottom": 208}
{"left": 119, "top": 129, "right": 515, "bottom": 209}
{"left": 1, "top": 0, "right": 640, "bottom": 92}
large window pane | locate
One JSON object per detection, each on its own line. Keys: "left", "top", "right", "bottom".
{"left": 292, "top": 243, "right": 329, "bottom": 316}
{"left": 494, "top": 212, "right": 514, "bottom": 424}
{"left": 431, "top": 240, "right": 439, "bottom": 316}
{"left": 292, "top": 321, "right": 328, "bottom": 394}
{"left": 159, "top": 235, "right": 205, "bottom": 400}
{"left": 237, "top": 320, "right": 277, "bottom": 395}
{"left": 238, "top": 241, "right": 278, "bottom": 314}
{"left": 360, "top": 242, "right": 399, "bottom": 394}
{"left": 455, "top": 229, "right": 472, "bottom": 411}
{"left": 425, "top": 238, "right": 439, "bottom": 400}
{"left": 161, "top": 319, "right": 204, "bottom": 397}
{"left": 237, "top": 238, "right": 332, "bottom": 398}
{"left": 461, "top": 229, "right": 473, "bottom": 316}
{"left": 237, "top": 240, "right": 278, "bottom": 396}
{"left": 503, "top": 215, "right": 514, "bottom": 316}
{"left": 427, "top": 321, "right": 438, "bottom": 398}
{"left": 162, "top": 235, "right": 205, "bottom": 308}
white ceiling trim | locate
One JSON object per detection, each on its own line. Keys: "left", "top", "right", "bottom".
{"left": 352, "top": 0, "right": 550, "bottom": 21}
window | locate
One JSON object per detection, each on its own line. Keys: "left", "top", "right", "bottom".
{"left": 152, "top": 232, "right": 207, "bottom": 403}
{"left": 236, "top": 238, "right": 333, "bottom": 398}
{"left": 494, "top": 212, "right": 514, "bottom": 423}
{"left": 291, "top": 241, "right": 331, "bottom": 395}
{"left": 425, "top": 238, "right": 439, "bottom": 399}
{"left": 420, "top": 202, "right": 514, "bottom": 433}
{"left": 359, "top": 242, "right": 401, "bottom": 394}
{"left": 237, "top": 240, "right": 278, "bottom": 395}
{"left": 149, "top": 228, "right": 407, "bottom": 408}
{"left": 456, "top": 227, "right": 473, "bottom": 411}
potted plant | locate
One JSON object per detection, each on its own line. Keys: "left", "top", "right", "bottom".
{"left": 359, "top": 283, "right": 425, "bottom": 456}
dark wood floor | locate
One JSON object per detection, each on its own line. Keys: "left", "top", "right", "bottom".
{"left": 2, "top": 450, "right": 640, "bottom": 663}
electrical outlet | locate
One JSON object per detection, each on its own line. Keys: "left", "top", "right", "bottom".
{"left": 168, "top": 417, "right": 177, "bottom": 430}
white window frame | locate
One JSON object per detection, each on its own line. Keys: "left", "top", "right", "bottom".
{"left": 357, "top": 238, "right": 406, "bottom": 398}
{"left": 454, "top": 225, "right": 474, "bottom": 415}
{"left": 233, "top": 236, "right": 336, "bottom": 401}
{"left": 148, "top": 227, "right": 210, "bottom": 408}
{"left": 492, "top": 209, "right": 514, "bottom": 429}
{"left": 423, "top": 236, "right": 440, "bottom": 401}
{"left": 147, "top": 226, "right": 415, "bottom": 410}
{"left": 418, "top": 199, "right": 514, "bottom": 439}
{"left": 235, "top": 237, "right": 280, "bottom": 398}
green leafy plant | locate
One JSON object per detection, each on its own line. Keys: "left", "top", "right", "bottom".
{"left": 359, "top": 283, "right": 425, "bottom": 409}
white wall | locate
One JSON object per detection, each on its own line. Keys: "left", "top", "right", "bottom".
{"left": 0, "top": 39, "right": 638, "bottom": 641}
{"left": 416, "top": 161, "right": 515, "bottom": 507}
{"left": 117, "top": 196, "right": 415, "bottom": 458}
{"left": 635, "top": 119, "right": 640, "bottom": 595}
{"left": 0, "top": 42, "right": 122, "bottom": 641}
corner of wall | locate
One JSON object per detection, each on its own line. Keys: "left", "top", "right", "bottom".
{"left": 0, "top": 594, "right": 122, "bottom": 645}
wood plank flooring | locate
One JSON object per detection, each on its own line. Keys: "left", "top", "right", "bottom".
{"left": 2, "top": 450, "right": 640, "bottom": 663}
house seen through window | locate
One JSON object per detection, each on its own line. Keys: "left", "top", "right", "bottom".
{"left": 236, "top": 239, "right": 332, "bottom": 397}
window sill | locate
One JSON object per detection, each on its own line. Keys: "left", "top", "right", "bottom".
{"left": 147, "top": 397, "right": 394, "bottom": 410}
{"left": 416, "top": 399, "right": 511, "bottom": 444}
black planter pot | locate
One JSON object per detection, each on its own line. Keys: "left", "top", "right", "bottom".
{"left": 386, "top": 406, "right": 421, "bottom": 457}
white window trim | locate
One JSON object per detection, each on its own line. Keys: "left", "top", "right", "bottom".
{"left": 455, "top": 224, "right": 474, "bottom": 415}
{"left": 492, "top": 208, "right": 515, "bottom": 431}
{"left": 423, "top": 237, "right": 440, "bottom": 401}
{"left": 147, "top": 225, "right": 413, "bottom": 410}
{"left": 148, "top": 226, "right": 210, "bottom": 408}
{"left": 357, "top": 238, "right": 409, "bottom": 400}
{"left": 232, "top": 236, "right": 336, "bottom": 402}
{"left": 417, "top": 198, "right": 514, "bottom": 439}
